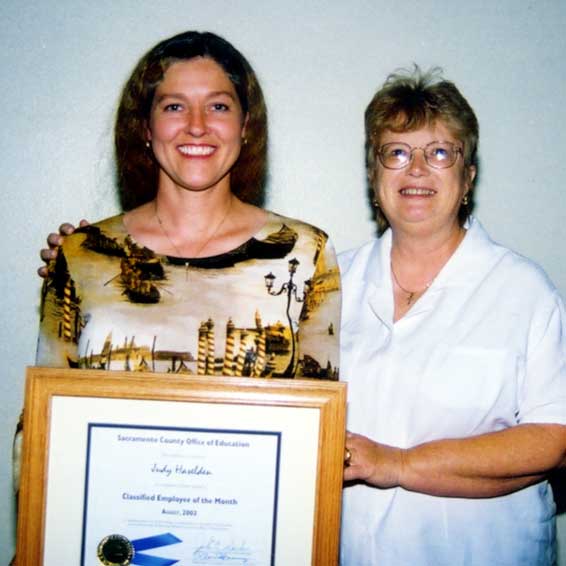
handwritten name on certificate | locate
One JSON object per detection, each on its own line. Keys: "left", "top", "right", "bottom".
{"left": 81, "top": 424, "right": 281, "bottom": 565}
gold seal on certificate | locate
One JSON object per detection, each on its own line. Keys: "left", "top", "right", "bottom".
{"left": 97, "top": 534, "right": 135, "bottom": 566}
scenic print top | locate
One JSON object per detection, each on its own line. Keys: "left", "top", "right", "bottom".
{"left": 36, "top": 212, "right": 340, "bottom": 379}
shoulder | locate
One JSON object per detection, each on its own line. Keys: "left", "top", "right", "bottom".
{"left": 86, "top": 214, "right": 126, "bottom": 234}
{"left": 338, "top": 238, "right": 382, "bottom": 281}
{"left": 68, "top": 214, "right": 125, "bottom": 239}
{"left": 497, "top": 249, "right": 564, "bottom": 320}
{"left": 466, "top": 219, "right": 564, "bottom": 320}
{"left": 61, "top": 214, "right": 126, "bottom": 255}
{"left": 262, "top": 211, "right": 339, "bottom": 262}
{"left": 501, "top": 249, "right": 558, "bottom": 292}
{"left": 265, "top": 211, "right": 330, "bottom": 241}
{"left": 338, "top": 239, "right": 378, "bottom": 268}
{"left": 477, "top": 229, "right": 559, "bottom": 300}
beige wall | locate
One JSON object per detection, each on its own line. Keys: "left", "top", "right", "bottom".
{"left": 1, "top": 0, "right": 565, "bottom": 560}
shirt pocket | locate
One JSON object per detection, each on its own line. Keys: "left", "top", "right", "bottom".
{"left": 419, "top": 344, "right": 518, "bottom": 432}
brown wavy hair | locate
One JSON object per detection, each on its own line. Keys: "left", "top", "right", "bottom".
{"left": 365, "top": 66, "right": 479, "bottom": 234}
{"left": 115, "top": 31, "right": 268, "bottom": 210}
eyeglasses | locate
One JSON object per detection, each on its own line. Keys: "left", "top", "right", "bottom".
{"left": 377, "top": 141, "right": 463, "bottom": 170}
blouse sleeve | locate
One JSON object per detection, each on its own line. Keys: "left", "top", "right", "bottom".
{"left": 518, "top": 290, "right": 566, "bottom": 425}
{"left": 296, "top": 233, "right": 341, "bottom": 379}
{"left": 35, "top": 247, "right": 81, "bottom": 368}
{"left": 16, "top": 249, "right": 81, "bottom": 495}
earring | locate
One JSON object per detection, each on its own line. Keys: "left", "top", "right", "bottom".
{"left": 242, "top": 138, "right": 248, "bottom": 145}
{"left": 145, "top": 141, "right": 151, "bottom": 148}
{"left": 462, "top": 195, "right": 469, "bottom": 206}
{"left": 372, "top": 199, "right": 380, "bottom": 208}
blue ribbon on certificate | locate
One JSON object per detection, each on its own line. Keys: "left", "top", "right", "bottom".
{"left": 131, "top": 533, "right": 182, "bottom": 566}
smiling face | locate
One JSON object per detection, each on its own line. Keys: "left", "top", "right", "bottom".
{"left": 373, "top": 121, "right": 476, "bottom": 236}
{"left": 147, "top": 57, "right": 247, "bottom": 195}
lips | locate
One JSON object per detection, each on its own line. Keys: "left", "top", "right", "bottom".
{"left": 178, "top": 144, "right": 215, "bottom": 156}
{"left": 399, "top": 187, "right": 436, "bottom": 196}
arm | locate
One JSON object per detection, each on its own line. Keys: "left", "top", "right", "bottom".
{"left": 296, "top": 233, "right": 341, "bottom": 378}
{"left": 17, "top": 237, "right": 85, "bottom": 493}
{"left": 345, "top": 290, "right": 566, "bottom": 497}
{"left": 36, "top": 244, "right": 82, "bottom": 366}
{"left": 345, "top": 423, "right": 566, "bottom": 497}
{"left": 12, "top": 412, "right": 23, "bottom": 494}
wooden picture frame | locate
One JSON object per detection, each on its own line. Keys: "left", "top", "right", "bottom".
{"left": 17, "top": 366, "right": 346, "bottom": 565}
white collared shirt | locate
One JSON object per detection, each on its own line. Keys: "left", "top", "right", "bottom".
{"left": 339, "top": 217, "right": 566, "bottom": 566}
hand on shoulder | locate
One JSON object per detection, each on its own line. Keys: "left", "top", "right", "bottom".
{"left": 37, "top": 219, "right": 90, "bottom": 277}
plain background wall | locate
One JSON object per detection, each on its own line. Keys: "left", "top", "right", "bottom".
{"left": 1, "top": 0, "right": 565, "bottom": 560}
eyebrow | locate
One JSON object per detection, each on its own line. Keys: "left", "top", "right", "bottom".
{"left": 153, "top": 90, "right": 237, "bottom": 105}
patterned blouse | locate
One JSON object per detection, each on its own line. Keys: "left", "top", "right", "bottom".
{"left": 36, "top": 212, "right": 340, "bottom": 379}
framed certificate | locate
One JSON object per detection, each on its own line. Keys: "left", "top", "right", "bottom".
{"left": 17, "top": 367, "right": 346, "bottom": 566}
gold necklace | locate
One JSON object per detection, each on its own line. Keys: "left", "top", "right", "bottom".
{"left": 390, "top": 228, "right": 466, "bottom": 305}
{"left": 390, "top": 262, "right": 434, "bottom": 306}
{"left": 155, "top": 197, "right": 233, "bottom": 280}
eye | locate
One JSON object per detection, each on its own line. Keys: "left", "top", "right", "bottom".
{"left": 428, "top": 144, "right": 451, "bottom": 161}
{"left": 391, "top": 148, "right": 408, "bottom": 158}
{"left": 163, "top": 103, "right": 183, "bottom": 112}
{"left": 384, "top": 144, "right": 409, "bottom": 159}
{"left": 210, "top": 102, "right": 230, "bottom": 112}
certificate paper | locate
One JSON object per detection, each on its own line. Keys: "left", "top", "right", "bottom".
{"left": 82, "top": 424, "right": 280, "bottom": 565}
{"left": 42, "top": 394, "right": 321, "bottom": 565}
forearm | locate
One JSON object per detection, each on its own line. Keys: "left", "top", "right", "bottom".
{"left": 398, "top": 424, "right": 566, "bottom": 497}
{"left": 346, "top": 423, "right": 566, "bottom": 498}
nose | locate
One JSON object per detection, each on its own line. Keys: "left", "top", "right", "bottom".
{"left": 407, "top": 148, "right": 429, "bottom": 176}
{"left": 186, "top": 108, "right": 207, "bottom": 137}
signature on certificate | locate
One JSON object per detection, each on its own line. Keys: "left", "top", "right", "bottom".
{"left": 193, "top": 536, "right": 255, "bottom": 565}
